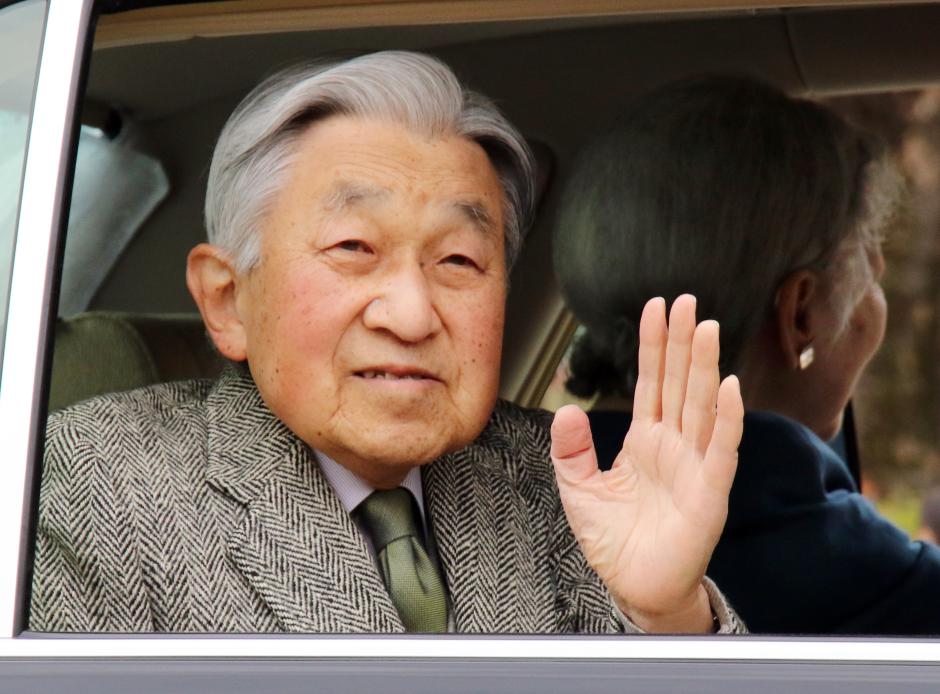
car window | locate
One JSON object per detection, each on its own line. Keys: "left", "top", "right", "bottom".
{"left": 23, "top": 0, "right": 940, "bottom": 659}
{"left": 0, "top": 0, "right": 47, "bottom": 372}
{"left": 12, "top": 0, "right": 940, "bottom": 688}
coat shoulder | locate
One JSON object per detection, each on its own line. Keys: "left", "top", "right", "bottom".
{"left": 487, "top": 399, "right": 554, "bottom": 444}
{"left": 43, "top": 379, "right": 215, "bottom": 490}
{"left": 35, "top": 379, "right": 227, "bottom": 632}
{"left": 47, "top": 379, "right": 214, "bottom": 430}
{"left": 468, "top": 400, "right": 559, "bottom": 500}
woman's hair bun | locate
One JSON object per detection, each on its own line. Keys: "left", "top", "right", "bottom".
{"left": 565, "top": 315, "right": 640, "bottom": 399}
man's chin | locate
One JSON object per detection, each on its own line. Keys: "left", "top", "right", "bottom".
{"left": 309, "top": 391, "right": 495, "bottom": 479}
{"left": 323, "top": 433, "right": 454, "bottom": 487}
{"left": 354, "top": 425, "right": 456, "bottom": 465}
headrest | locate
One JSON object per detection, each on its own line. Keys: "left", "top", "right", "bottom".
{"left": 49, "top": 311, "right": 223, "bottom": 411}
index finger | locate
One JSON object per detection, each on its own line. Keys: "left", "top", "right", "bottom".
{"left": 632, "top": 297, "right": 667, "bottom": 422}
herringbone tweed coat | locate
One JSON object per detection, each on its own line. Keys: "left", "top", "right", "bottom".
{"left": 30, "top": 368, "right": 743, "bottom": 634}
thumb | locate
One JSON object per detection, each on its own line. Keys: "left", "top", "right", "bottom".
{"left": 551, "top": 405, "right": 600, "bottom": 485}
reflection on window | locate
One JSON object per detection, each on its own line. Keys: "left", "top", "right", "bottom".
{"left": 0, "top": 0, "right": 48, "bottom": 372}
{"left": 0, "top": 109, "right": 31, "bottom": 300}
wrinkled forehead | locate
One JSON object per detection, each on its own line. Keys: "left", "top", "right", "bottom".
{"left": 322, "top": 179, "right": 499, "bottom": 239}
{"left": 288, "top": 115, "right": 507, "bottom": 233}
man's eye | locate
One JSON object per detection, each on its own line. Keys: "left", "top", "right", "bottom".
{"left": 334, "top": 239, "right": 372, "bottom": 253}
{"left": 442, "top": 254, "right": 479, "bottom": 269}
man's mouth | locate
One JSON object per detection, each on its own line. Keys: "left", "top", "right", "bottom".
{"left": 353, "top": 367, "right": 440, "bottom": 382}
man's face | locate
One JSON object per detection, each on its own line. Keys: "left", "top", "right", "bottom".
{"left": 234, "top": 115, "right": 507, "bottom": 487}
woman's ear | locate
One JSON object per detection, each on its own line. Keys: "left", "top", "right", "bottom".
{"left": 186, "top": 243, "right": 248, "bottom": 361}
{"left": 773, "top": 270, "right": 820, "bottom": 371}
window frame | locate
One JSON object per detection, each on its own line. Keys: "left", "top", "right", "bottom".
{"left": 0, "top": 0, "right": 85, "bottom": 638}
{"left": 3, "top": 1, "right": 940, "bottom": 688}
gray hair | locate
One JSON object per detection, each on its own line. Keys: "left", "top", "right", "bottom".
{"left": 824, "top": 156, "right": 901, "bottom": 322}
{"left": 205, "top": 51, "right": 534, "bottom": 273}
{"left": 554, "top": 75, "right": 901, "bottom": 400}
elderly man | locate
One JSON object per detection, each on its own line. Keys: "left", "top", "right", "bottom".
{"left": 31, "top": 52, "right": 744, "bottom": 634}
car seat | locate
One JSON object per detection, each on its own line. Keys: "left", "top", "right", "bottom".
{"left": 48, "top": 311, "right": 223, "bottom": 411}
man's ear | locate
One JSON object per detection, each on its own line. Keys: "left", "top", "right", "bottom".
{"left": 186, "top": 243, "right": 248, "bottom": 361}
{"left": 773, "top": 270, "right": 819, "bottom": 371}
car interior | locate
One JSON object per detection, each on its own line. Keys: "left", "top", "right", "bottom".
{"left": 46, "top": 4, "right": 933, "bottom": 399}
{"left": 39, "top": 0, "right": 940, "bottom": 631}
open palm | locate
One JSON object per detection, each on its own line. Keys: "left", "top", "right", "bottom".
{"left": 551, "top": 295, "right": 743, "bottom": 632}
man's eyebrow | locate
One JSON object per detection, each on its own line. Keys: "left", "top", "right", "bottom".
{"left": 321, "top": 182, "right": 390, "bottom": 211}
{"left": 452, "top": 200, "right": 497, "bottom": 238}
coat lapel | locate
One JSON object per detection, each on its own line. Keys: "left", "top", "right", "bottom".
{"left": 424, "top": 412, "right": 551, "bottom": 633}
{"left": 204, "top": 369, "right": 403, "bottom": 633}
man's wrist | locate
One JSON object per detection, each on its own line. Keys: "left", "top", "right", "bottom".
{"left": 616, "top": 584, "right": 714, "bottom": 634}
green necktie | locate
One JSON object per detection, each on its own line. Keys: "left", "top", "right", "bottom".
{"left": 355, "top": 488, "right": 448, "bottom": 633}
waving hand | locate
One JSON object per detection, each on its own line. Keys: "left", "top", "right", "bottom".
{"left": 551, "top": 295, "right": 743, "bottom": 633}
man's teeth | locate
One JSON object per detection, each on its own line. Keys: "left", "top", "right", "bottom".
{"left": 360, "top": 371, "right": 426, "bottom": 380}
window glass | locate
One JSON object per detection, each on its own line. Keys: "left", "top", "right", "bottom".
{"left": 0, "top": 0, "right": 47, "bottom": 371}
{"left": 32, "top": 1, "right": 940, "bottom": 642}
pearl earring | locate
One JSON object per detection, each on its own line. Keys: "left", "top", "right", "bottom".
{"left": 799, "top": 344, "right": 815, "bottom": 370}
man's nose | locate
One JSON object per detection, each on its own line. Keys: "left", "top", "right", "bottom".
{"left": 362, "top": 263, "right": 443, "bottom": 342}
